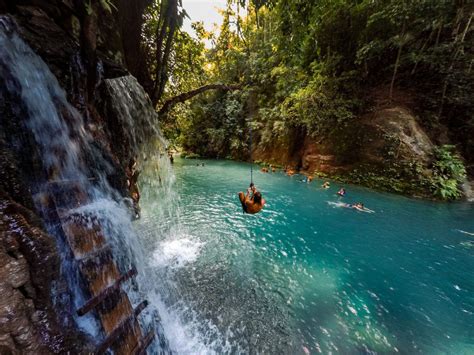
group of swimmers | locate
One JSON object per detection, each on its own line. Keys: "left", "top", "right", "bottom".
{"left": 239, "top": 165, "right": 372, "bottom": 214}
{"left": 261, "top": 165, "right": 299, "bottom": 176}
{"left": 322, "top": 181, "right": 372, "bottom": 212}
{"left": 261, "top": 165, "right": 277, "bottom": 173}
{"left": 323, "top": 182, "right": 346, "bottom": 196}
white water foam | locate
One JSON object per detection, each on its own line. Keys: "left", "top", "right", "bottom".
{"left": 457, "top": 229, "right": 474, "bottom": 236}
{"left": 327, "top": 201, "right": 375, "bottom": 213}
{"left": 152, "top": 235, "right": 204, "bottom": 269}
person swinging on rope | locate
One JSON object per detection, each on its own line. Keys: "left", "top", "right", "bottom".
{"left": 238, "top": 183, "right": 266, "bottom": 214}
{"left": 239, "top": 119, "right": 265, "bottom": 214}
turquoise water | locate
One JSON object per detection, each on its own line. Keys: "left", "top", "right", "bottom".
{"left": 138, "top": 157, "right": 474, "bottom": 354}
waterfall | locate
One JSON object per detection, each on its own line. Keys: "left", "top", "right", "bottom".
{"left": 103, "top": 77, "right": 223, "bottom": 353}
{"left": 102, "top": 76, "right": 167, "bottom": 156}
{"left": 0, "top": 16, "right": 170, "bottom": 353}
{"left": 461, "top": 180, "right": 474, "bottom": 202}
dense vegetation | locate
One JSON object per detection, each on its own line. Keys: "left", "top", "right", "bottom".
{"left": 141, "top": 0, "right": 473, "bottom": 199}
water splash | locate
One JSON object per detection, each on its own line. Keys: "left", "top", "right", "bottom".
{"left": 103, "top": 77, "right": 222, "bottom": 353}
{"left": 151, "top": 235, "right": 204, "bottom": 269}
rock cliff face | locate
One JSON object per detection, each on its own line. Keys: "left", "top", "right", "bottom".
{"left": 0, "top": 1, "right": 154, "bottom": 352}
{"left": 0, "top": 194, "right": 90, "bottom": 353}
{"left": 254, "top": 105, "right": 437, "bottom": 197}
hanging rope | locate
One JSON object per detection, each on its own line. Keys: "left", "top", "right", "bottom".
{"left": 249, "top": 118, "right": 253, "bottom": 185}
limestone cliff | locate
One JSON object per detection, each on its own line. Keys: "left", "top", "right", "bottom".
{"left": 254, "top": 105, "right": 440, "bottom": 198}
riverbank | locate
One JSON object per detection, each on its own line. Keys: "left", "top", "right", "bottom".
{"left": 179, "top": 102, "right": 470, "bottom": 201}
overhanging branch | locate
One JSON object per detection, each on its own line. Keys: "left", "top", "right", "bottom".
{"left": 158, "top": 83, "right": 242, "bottom": 115}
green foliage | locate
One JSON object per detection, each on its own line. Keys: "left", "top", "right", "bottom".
{"left": 159, "top": 0, "right": 472, "bottom": 198}
{"left": 430, "top": 145, "right": 467, "bottom": 200}
{"left": 85, "top": 0, "right": 116, "bottom": 15}
{"left": 99, "top": 0, "right": 117, "bottom": 13}
{"left": 179, "top": 90, "right": 249, "bottom": 159}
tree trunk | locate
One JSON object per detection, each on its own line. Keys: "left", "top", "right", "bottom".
{"left": 152, "top": 0, "right": 178, "bottom": 106}
{"left": 411, "top": 25, "right": 436, "bottom": 75}
{"left": 75, "top": 0, "right": 99, "bottom": 102}
{"left": 155, "top": 7, "right": 177, "bottom": 103}
{"left": 152, "top": 3, "right": 171, "bottom": 103}
{"left": 158, "top": 84, "right": 241, "bottom": 115}
{"left": 117, "top": 0, "right": 153, "bottom": 92}
{"left": 438, "top": 10, "right": 473, "bottom": 118}
{"left": 389, "top": 22, "right": 406, "bottom": 101}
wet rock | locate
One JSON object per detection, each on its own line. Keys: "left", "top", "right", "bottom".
{"left": 13, "top": 5, "right": 77, "bottom": 83}
{"left": 0, "top": 195, "right": 93, "bottom": 353}
{"left": 0, "top": 0, "right": 160, "bottom": 350}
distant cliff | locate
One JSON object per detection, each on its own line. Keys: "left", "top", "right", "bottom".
{"left": 253, "top": 102, "right": 438, "bottom": 198}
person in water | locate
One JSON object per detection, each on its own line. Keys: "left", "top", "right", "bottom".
{"left": 238, "top": 183, "right": 266, "bottom": 214}
{"left": 337, "top": 188, "right": 346, "bottom": 196}
{"left": 301, "top": 175, "right": 313, "bottom": 183}
{"left": 353, "top": 202, "right": 364, "bottom": 210}
{"left": 322, "top": 181, "right": 330, "bottom": 189}
{"left": 285, "top": 166, "right": 296, "bottom": 176}
{"left": 343, "top": 202, "right": 365, "bottom": 211}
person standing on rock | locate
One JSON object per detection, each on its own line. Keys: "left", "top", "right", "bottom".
{"left": 126, "top": 157, "right": 141, "bottom": 218}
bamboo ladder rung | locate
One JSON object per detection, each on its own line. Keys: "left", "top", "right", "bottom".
{"left": 77, "top": 267, "right": 138, "bottom": 316}
{"left": 95, "top": 300, "right": 149, "bottom": 354}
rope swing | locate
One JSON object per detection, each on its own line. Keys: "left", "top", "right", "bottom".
{"left": 249, "top": 117, "right": 253, "bottom": 185}
{"left": 237, "top": 117, "right": 266, "bottom": 214}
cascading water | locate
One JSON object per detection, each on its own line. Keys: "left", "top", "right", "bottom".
{"left": 462, "top": 180, "right": 474, "bottom": 202}
{"left": 0, "top": 16, "right": 170, "bottom": 353}
{"left": 103, "top": 77, "right": 227, "bottom": 353}
{"left": 1, "top": 15, "right": 98, "bottom": 338}
{"left": 1, "top": 12, "right": 247, "bottom": 349}
{"left": 102, "top": 76, "right": 167, "bottom": 157}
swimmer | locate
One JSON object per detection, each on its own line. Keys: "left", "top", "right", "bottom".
{"left": 322, "top": 181, "right": 330, "bottom": 189}
{"left": 337, "top": 201, "right": 373, "bottom": 213}
{"left": 337, "top": 188, "right": 346, "bottom": 196}
{"left": 286, "top": 168, "right": 296, "bottom": 176}
{"left": 352, "top": 202, "right": 374, "bottom": 213}
{"left": 300, "top": 175, "right": 313, "bottom": 183}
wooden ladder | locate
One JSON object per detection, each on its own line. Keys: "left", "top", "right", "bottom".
{"left": 43, "top": 180, "right": 155, "bottom": 354}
